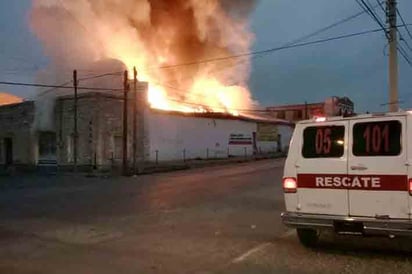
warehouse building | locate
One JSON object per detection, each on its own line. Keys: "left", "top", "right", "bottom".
{"left": 0, "top": 85, "right": 294, "bottom": 171}
{"left": 146, "top": 109, "right": 293, "bottom": 162}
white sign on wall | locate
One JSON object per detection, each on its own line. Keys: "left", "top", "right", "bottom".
{"left": 228, "top": 133, "right": 252, "bottom": 145}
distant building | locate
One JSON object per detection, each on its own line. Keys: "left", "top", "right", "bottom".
{"left": 266, "top": 96, "right": 354, "bottom": 123}
{"left": 0, "top": 85, "right": 294, "bottom": 171}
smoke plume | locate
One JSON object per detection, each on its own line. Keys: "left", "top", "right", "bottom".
{"left": 30, "top": 0, "right": 258, "bottom": 114}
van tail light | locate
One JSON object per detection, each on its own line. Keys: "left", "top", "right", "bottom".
{"left": 409, "top": 179, "right": 412, "bottom": 195}
{"left": 283, "top": 177, "right": 297, "bottom": 193}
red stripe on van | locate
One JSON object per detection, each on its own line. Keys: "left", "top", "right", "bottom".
{"left": 297, "top": 174, "right": 408, "bottom": 191}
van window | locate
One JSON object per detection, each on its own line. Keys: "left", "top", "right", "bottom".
{"left": 352, "top": 120, "right": 401, "bottom": 156}
{"left": 302, "top": 126, "right": 345, "bottom": 158}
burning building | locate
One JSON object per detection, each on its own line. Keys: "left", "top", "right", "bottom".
{"left": 0, "top": 85, "right": 293, "bottom": 171}
{"left": 0, "top": 0, "right": 296, "bottom": 171}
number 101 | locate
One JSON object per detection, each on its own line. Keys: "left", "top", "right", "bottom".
{"left": 363, "top": 124, "right": 389, "bottom": 154}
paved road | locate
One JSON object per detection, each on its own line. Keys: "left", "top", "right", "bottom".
{"left": 0, "top": 159, "right": 412, "bottom": 274}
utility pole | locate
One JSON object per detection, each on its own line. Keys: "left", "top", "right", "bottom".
{"left": 73, "top": 70, "right": 78, "bottom": 171}
{"left": 122, "top": 70, "right": 129, "bottom": 176}
{"left": 387, "top": 0, "right": 399, "bottom": 112}
{"left": 132, "top": 67, "right": 137, "bottom": 175}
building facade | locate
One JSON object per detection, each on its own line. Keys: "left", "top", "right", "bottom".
{"left": 0, "top": 85, "right": 294, "bottom": 171}
{"left": 145, "top": 110, "right": 293, "bottom": 162}
{"left": 0, "top": 101, "right": 36, "bottom": 169}
{"left": 266, "top": 96, "right": 354, "bottom": 123}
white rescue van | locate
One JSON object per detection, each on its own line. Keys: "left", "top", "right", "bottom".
{"left": 281, "top": 112, "right": 412, "bottom": 247}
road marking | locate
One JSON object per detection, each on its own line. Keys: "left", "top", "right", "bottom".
{"left": 232, "top": 242, "right": 272, "bottom": 264}
{"left": 230, "top": 230, "right": 294, "bottom": 264}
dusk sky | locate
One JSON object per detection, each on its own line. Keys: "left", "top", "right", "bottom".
{"left": 1, "top": 0, "right": 412, "bottom": 112}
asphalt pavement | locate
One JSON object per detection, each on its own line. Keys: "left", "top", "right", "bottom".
{"left": 0, "top": 159, "right": 412, "bottom": 274}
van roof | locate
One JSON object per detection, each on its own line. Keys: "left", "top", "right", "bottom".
{"left": 298, "top": 111, "right": 411, "bottom": 125}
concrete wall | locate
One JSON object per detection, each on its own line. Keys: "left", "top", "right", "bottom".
{"left": 0, "top": 102, "right": 36, "bottom": 167}
{"left": 56, "top": 84, "right": 148, "bottom": 170}
{"left": 146, "top": 111, "right": 294, "bottom": 162}
{"left": 57, "top": 93, "right": 128, "bottom": 168}
{"left": 146, "top": 111, "right": 254, "bottom": 161}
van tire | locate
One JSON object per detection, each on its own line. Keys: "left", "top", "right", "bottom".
{"left": 297, "top": 228, "right": 319, "bottom": 247}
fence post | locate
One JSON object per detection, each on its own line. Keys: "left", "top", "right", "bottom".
{"left": 206, "top": 148, "right": 209, "bottom": 160}
{"left": 183, "top": 149, "right": 186, "bottom": 162}
{"left": 244, "top": 147, "right": 247, "bottom": 158}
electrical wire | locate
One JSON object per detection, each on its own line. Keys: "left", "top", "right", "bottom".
{"left": 356, "top": 0, "right": 388, "bottom": 37}
{"left": 271, "top": 3, "right": 382, "bottom": 49}
{"left": 397, "top": 45, "right": 412, "bottom": 66}
{"left": 2, "top": 27, "right": 387, "bottom": 100}
{"left": 35, "top": 71, "right": 124, "bottom": 97}
{"left": 374, "top": 0, "right": 385, "bottom": 11}
{"left": 38, "top": 80, "right": 73, "bottom": 97}
{"left": 28, "top": 3, "right": 387, "bottom": 100}
{"left": 397, "top": 7, "right": 412, "bottom": 42}
{"left": 156, "top": 28, "right": 384, "bottom": 70}
{"left": 359, "top": 0, "right": 412, "bottom": 67}
{"left": 78, "top": 71, "right": 123, "bottom": 82}
{"left": 0, "top": 27, "right": 390, "bottom": 97}
{"left": 0, "top": 81, "right": 123, "bottom": 92}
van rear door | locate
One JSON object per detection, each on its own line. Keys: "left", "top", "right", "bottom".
{"left": 348, "top": 116, "right": 409, "bottom": 219}
{"left": 296, "top": 121, "right": 349, "bottom": 215}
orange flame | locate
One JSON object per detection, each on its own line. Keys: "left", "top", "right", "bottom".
{"left": 0, "top": 93, "right": 23, "bottom": 106}
{"left": 30, "top": 0, "right": 258, "bottom": 114}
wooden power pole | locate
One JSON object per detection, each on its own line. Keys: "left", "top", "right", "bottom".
{"left": 132, "top": 67, "right": 138, "bottom": 175}
{"left": 122, "top": 70, "right": 129, "bottom": 176}
{"left": 73, "top": 70, "right": 78, "bottom": 171}
{"left": 387, "top": 0, "right": 399, "bottom": 112}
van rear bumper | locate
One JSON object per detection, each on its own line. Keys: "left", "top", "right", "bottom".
{"left": 281, "top": 212, "right": 412, "bottom": 236}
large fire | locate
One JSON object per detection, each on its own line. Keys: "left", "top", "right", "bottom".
{"left": 0, "top": 93, "right": 23, "bottom": 106}
{"left": 30, "top": 0, "right": 257, "bottom": 114}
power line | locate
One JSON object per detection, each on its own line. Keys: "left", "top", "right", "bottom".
{"left": 0, "top": 27, "right": 390, "bottom": 94}
{"left": 356, "top": 0, "right": 389, "bottom": 39}
{"left": 157, "top": 28, "right": 384, "bottom": 70}
{"left": 396, "top": 7, "right": 412, "bottom": 43}
{"left": 359, "top": 0, "right": 412, "bottom": 67}
{"left": 397, "top": 45, "right": 412, "bottom": 66}
{"left": 0, "top": 81, "right": 123, "bottom": 92}
{"left": 247, "top": 3, "right": 383, "bottom": 63}
{"left": 33, "top": 5, "right": 388, "bottom": 98}
{"left": 36, "top": 71, "right": 124, "bottom": 97}
{"left": 392, "top": 11, "right": 412, "bottom": 68}
{"left": 151, "top": 6, "right": 379, "bottom": 88}
{"left": 78, "top": 71, "right": 123, "bottom": 82}
{"left": 277, "top": 3, "right": 382, "bottom": 47}
{"left": 154, "top": 4, "right": 390, "bottom": 71}
{"left": 358, "top": 0, "right": 387, "bottom": 29}
{"left": 374, "top": 0, "right": 386, "bottom": 14}
{"left": 387, "top": 5, "right": 412, "bottom": 53}
{"left": 38, "top": 80, "right": 73, "bottom": 97}
{"left": 400, "top": 37, "right": 412, "bottom": 52}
